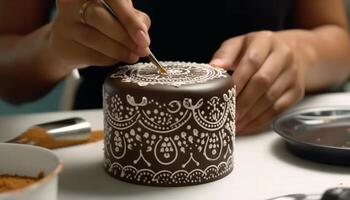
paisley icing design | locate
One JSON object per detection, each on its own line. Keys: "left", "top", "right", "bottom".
{"left": 104, "top": 62, "right": 235, "bottom": 186}
{"left": 203, "top": 130, "right": 223, "bottom": 161}
{"left": 186, "top": 97, "right": 230, "bottom": 131}
{"left": 103, "top": 87, "right": 236, "bottom": 186}
{"left": 154, "top": 137, "right": 178, "bottom": 165}
{"left": 110, "top": 61, "right": 227, "bottom": 87}
{"left": 110, "top": 130, "right": 127, "bottom": 159}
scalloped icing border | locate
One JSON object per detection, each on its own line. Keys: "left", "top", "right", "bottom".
{"left": 104, "top": 156, "right": 233, "bottom": 186}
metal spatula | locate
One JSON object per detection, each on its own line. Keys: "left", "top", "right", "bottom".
{"left": 7, "top": 118, "right": 92, "bottom": 148}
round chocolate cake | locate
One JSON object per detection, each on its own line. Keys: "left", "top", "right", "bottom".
{"left": 103, "top": 61, "right": 235, "bottom": 186}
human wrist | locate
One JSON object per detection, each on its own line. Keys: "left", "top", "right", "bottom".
{"left": 271, "top": 29, "right": 322, "bottom": 93}
{"left": 277, "top": 30, "right": 318, "bottom": 72}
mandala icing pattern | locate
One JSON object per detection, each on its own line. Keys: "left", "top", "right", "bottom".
{"left": 103, "top": 61, "right": 236, "bottom": 186}
{"left": 110, "top": 61, "right": 227, "bottom": 87}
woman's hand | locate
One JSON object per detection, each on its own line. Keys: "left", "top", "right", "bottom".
{"left": 210, "top": 31, "right": 306, "bottom": 134}
{"left": 50, "top": 0, "right": 151, "bottom": 69}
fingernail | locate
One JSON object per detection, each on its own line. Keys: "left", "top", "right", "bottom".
{"left": 135, "top": 29, "right": 150, "bottom": 47}
{"left": 128, "top": 53, "right": 139, "bottom": 63}
{"left": 136, "top": 47, "right": 150, "bottom": 57}
{"left": 145, "top": 47, "right": 151, "bottom": 54}
{"left": 209, "top": 58, "right": 225, "bottom": 67}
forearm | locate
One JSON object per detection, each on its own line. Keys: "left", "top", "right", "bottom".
{"left": 0, "top": 24, "right": 72, "bottom": 104}
{"left": 278, "top": 25, "right": 350, "bottom": 92}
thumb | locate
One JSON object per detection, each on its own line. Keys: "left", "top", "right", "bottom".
{"left": 210, "top": 36, "right": 245, "bottom": 70}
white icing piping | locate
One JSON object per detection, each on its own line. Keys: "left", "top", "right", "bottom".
{"left": 110, "top": 61, "right": 227, "bottom": 87}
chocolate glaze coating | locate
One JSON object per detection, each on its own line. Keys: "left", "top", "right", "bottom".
{"left": 103, "top": 61, "right": 236, "bottom": 186}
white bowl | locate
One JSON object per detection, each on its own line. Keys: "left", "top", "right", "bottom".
{"left": 0, "top": 144, "right": 63, "bottom": 200}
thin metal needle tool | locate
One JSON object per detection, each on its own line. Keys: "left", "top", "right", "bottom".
{"left": 99, "top": 0, "right": 167, "bottom": 73}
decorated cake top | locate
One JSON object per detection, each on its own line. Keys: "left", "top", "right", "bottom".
{"left": 110, "top": 61, "right": 227, "bottom": 87}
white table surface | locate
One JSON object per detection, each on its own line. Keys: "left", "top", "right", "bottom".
{"left": 1, "top": 92, "right": 350, "bottom": 200}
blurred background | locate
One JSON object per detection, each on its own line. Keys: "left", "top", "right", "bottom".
{"left": 1, "top": 0, "right": 350, "bottom": 114}
{"left": 0, "top": 70, "right": 66, "bottom": 114}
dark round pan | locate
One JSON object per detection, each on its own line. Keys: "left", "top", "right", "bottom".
{"left": 272, "top": 106, "right": 350, "bottom": 166}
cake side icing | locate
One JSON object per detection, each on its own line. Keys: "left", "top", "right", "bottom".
{"left": 103, "top": 62, "right": 236, "bottom": 186}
